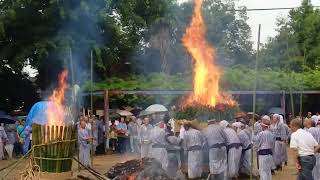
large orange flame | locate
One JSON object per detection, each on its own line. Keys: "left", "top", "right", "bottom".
{"left": 47, "top": 69, "right": 68, "bottom": 126}
{"left": 181, "top": 0, "right": 235, "bottom": 108}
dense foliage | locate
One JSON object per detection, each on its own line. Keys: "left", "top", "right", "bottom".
{"left": 259, "top": 0, "right": 320, "bottom": 72}
{"left": 86, "top": 67, "right": 320, "bottom": 91}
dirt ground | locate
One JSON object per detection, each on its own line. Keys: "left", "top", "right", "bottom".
{"left": 0, "top": 148, "right": 298, "bottom": 180}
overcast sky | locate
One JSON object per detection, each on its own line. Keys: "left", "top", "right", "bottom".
{"left": 179, "top": 0, "right": 320, "bottom": 45}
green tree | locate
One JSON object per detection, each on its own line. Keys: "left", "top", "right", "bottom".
{"left": 259, "top": 0, "right": 320, "bottom": 72}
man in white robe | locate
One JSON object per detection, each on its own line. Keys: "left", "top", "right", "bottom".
{"left": 253, "top": 118, "right": 275, "bottom": 180}
{"left": 238, "top": 122, "right": 252, "bottom": 176}
{"left": 150, "top": 121, "right": 168, "bottom": 170}
{"left": 270, "top": 114, "right": 287, "bottom": 170}
{"left": 139, "top": 117, "right": 153, "bottom": 158}
{"left": 0, "top": 126, "right": 8, "bottom": 160}
{"left": 203, "top": 119, "right": 228, "bottom": 180}
{"left": 183, "top": 122, "right": 204, "bottom": 179}
{"left": 307, "top": 120, "right": 320, "bottom": 180}
{"left": 222, "top": 121, "right": 242, "bottom": 179}
{"left": 78, "top": 121, "right": 92, "bottom": 167}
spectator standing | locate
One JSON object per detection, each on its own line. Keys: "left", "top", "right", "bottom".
{"left": 0, "top": 125, "right": 8, "bottom": 160}
{"left": 116, "top": 117, "right": 128, "bottom": 153}
{"left": 128, "top": 117, "right": 139, "bottom": 153}
{"left": 16, "top": 119, "right": 26, "bottom": 155}
{"left": 109, "top": 122, "right": 118, "bottom": 151}
{"left": 4, "top": 124, "right": 16, "bottom": 159}
{"left": 95, "top": 116, "right": 105, "bottom": 154}
{"left": 290, "top": 118, "right": 320, "bottom": 180}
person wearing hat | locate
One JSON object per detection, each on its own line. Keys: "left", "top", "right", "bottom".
{"left": 182, "top": 122, "right": 204, "bottom": 179}
{"left": 238, "top": 121, "right": 252, "bottom": 177}
{"left": 221, "top": 120, "right": 242, "bottom": 179}
{"left": 307, "top": 119, "right": 320, "bottom": 179}
{"left": 253, "top": 117, "right": 275, "bottom": 180}
{"left": 203, "top": 119, "right": 228, "bottom": 180}
{"left": 290, "top": 118, "right": 320, "bottom": 180}
{"left": 270, "top": 114, "right": 287, "bottom": 170}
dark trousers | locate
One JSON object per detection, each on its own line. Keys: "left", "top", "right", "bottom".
{"left": 117, "top": 137, "right": 128, "bottom": 154}
{"left": 14, "top": 142, "right": 23, "bottom": 156}
{"left": 298, "top": 155, "right": 316, "bottom": 180}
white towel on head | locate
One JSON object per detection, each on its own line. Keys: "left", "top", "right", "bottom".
{"left": 232, "top": 122, "right": 242, "bottom": 129}
{"left": 279, "top": 115, "right": 284, "bottom": 124}
{"left": 220, "top": 120, "right": 229, "bottom": 128}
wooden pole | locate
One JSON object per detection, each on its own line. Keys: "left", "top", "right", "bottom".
{"left": 300, "top": 44, "right": 306, "bottom": 117}
{"left": 251, "top": 24, "right": 261, "bottom": 180}
{"left": 104, "top": 90, "right": 109, "bottom": 150}
{"left": 286, "top": 40, "right": 295, "bottom": 117}
{"left": 90, "top": 50, "right": 94, "bottom": 166}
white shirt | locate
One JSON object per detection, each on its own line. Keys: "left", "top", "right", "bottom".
{"left": 290, "top": 128, "right": 318, "bottom": 156}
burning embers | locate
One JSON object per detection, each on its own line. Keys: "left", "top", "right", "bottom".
{"left": 47, "top": 69, "right": 68, "bottom": 126}
{"left": 181, "top": 0, "right": 236, "bottom": 109}
{"left": 106, "top": 158, "right": 172, "bottom": 180}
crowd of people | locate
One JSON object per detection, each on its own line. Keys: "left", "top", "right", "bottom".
{"left": 76, "top": 111, "right": 320, "bottom": 180}
{"left": 0, "top": 119, "right": 28, "bottom": 160}
{"left": 2, "top": 110, "right": 320, "bottom": 180}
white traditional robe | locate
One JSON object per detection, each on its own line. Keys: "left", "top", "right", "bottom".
{"left": 270, "top": 122, "right": 287, "bottom": 166}
{"left": 150, "top": 126, "right": 168, "bottom": 170}
{"left": 308, "top": 126, "right": 320, "bottom": 180}
{"left": 253, "top": 129, "right": 275, "bottom": 180}
{"left": 183, "top": 128, "right": 204, "bottom": 178}
{"left": 203, "top": 124, "right": 228, "bottom": 176}
{"left": 224, "top": 127, "right": 242, "bottom": 178}
{"left": 78, "top": 128, "right": 91, "bottom": 167}
{"left": 139, "top": 124, "right": 153, "bottom": 158}
{"left": 238, "top": 129, "right": 252, "bottom": 175}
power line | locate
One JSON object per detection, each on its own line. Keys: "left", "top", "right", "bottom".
{"left": 233, "top": 6, "right": 320, "bottom": 12}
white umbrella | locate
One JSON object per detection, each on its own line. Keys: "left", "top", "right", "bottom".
{"left": 116, "top": 110, "right": 133, "bottom": 116}
{"left": 145, "top": 104, "right": 168, "bottom": 112}
{"left": 138, "top": 110, "right": 155, "bottom": 117}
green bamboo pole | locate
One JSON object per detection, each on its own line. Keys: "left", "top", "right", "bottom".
{"left": 251, "top": 24, "right": 261, "bottom": 180}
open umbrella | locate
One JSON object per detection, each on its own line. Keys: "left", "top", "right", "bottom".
{"left": 116, "top": 110, "right": 133, "bottom": 116}
{"left": 145, "top": 104, "right": 168, "bottom": 112}
{"left": 138, "top": 110, "right": 155, "bottom": 117}
{"left": 0, "top": 114, "right": 16, "bottom": 124}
